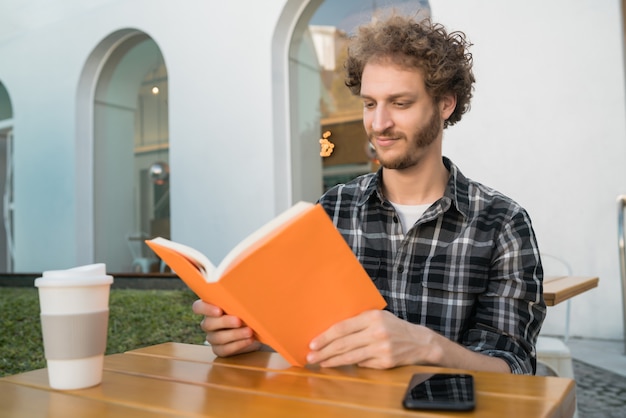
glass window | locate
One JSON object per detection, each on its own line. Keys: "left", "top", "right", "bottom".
{"left": 94, "top": 36, "right": 169, "bottom": 273}
{"left": 291, "top": 0, "right": 431, "bottom": 196}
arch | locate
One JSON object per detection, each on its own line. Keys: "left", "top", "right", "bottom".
{"left": 76, "top": 30, "right": 169, "bottom": 271}
{"left": 0, "top": 81, "right": 14, "bottom": 272}
{"left": 0, "top": 81, "right": 13, "bottom": 121}
{"left": 76, "top": 29, "right": 139, "bottom": 266}
{"left": 271, "top": 0, "right": 321, "bottom": 212}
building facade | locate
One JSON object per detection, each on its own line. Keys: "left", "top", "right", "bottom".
{"left": 0, "top": 0, "right": 625, "bottom": 341}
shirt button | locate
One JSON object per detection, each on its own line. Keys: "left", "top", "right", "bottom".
{"left": 397, "top": 265, "right": 404, "bottom": 273}
{"left": 393, "top": 216, "right": 399, "bottom": 223}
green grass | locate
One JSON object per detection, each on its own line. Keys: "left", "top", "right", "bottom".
{"left": 0, "top": 287, "right": 204, "bottom": 377}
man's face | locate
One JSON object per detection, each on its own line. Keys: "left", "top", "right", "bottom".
{"left": 361, "top": 61, "right": 443, "bottom": 170}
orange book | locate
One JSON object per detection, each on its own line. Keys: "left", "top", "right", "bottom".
{"left": 145, "top": 202, "right": 386, "bottom": 367}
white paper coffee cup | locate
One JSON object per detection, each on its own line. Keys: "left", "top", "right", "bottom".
{"left": 35, "top": 263, "right": 113, "bottom": 390}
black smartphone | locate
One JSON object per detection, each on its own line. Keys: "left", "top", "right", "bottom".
{"left": 402, "top": 373, "right": 475, "bottom": 411}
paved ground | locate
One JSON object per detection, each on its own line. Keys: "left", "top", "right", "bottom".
{"left": 573, "top": 359, "right": 626, "bottom": 418}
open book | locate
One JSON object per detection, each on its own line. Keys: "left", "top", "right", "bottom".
{"left": 145, "top": 202, "right": 387, "bottom": 366}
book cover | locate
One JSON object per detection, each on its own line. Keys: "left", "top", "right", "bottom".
{"left": 146, "top": 203, "right": 387, "bottom": 366}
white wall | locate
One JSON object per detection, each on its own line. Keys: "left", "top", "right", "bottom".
{"left": 431, "top": 0, "right": 626, "bottom": 340}
{"left": 0, "top": 0, "right": 295, "bottom": 271}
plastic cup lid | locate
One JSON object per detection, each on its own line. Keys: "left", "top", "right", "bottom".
{"left": 35, "top": 263, "right": 113, "bottom": 287}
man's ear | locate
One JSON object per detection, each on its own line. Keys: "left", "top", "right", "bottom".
{"left": 439, "top": 94, "right": 457, "bottom": 121}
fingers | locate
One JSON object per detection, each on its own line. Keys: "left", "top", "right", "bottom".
{"left": 193, "top": 300, "right": 243, "bottom": 333}
{"left": 200, "top": 311, "right": 243, "bottom": 333}
{"left": 207, "top": 328, "right": 261, "bottom": 357}
{"left": 310, "top": 317, "right": 357, "bottom": 351}
{"left": 204, "top": 318, "right": 251, "bottom": 344}
{"left": 307, "top": 311, "right": 376, "bottom": 366}
{"left": 309, "top": 342, "right": 373, "bottom": 367}
{"left": 192, "top": 299, "right": 261, "bottom": 357}
{"left": 307, "top": 328, "right": 377, "bottom": 366}
{"left": 192, "top": 299, "right": 223, "bottom": 317}
{"left": 309, "top": 310, "right": 377, "bottom": 351}
{"left": 307, "top": 310, "right": 411, "bottom": 368}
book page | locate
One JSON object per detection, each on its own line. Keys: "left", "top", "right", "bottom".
{"left": 215, "top": 201, "right": 314, "bottom": 278}
{"left": 149, "top": 237, "right": 217, "bottom": 280}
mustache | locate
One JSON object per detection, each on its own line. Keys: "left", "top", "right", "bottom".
{"left": 368, "top": 129, "right": 405, "bottom": 140}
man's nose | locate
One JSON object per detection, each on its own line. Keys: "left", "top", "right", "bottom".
{"left": 370, "top": 106, "right": 393, "bottom": 133}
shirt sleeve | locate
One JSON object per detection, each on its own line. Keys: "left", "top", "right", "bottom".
{"left": 462, "top": 208, "right": 546, "bottom": 375}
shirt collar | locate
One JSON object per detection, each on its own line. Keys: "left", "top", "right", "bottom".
{"left": 356, "top": 157, "right": 470, "bottom": 219}
{"left": 355, "top": 169, "right": 382, "bottom": 207}
{"left": 442, "top": 156, "right": 470, "bottom": 218}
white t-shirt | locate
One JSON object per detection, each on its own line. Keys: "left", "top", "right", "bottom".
{"left": 390, "top": 202, "right": 432, "bottom": 235}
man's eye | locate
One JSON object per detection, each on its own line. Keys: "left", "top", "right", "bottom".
{"left": 363, "top": 102, "right": 375, "bottom": 109}
{"left": 394, "top": 102, "right": 406, "bottom": 107}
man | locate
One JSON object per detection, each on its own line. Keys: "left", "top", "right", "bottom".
{"left": 193, "top": 15, "right": 546, "bottom": 375}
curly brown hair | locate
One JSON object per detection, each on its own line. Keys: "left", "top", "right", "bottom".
{"left": 345, "top": 15, "right": 475, "bottom": 128}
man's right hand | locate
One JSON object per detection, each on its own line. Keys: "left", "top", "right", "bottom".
{"left": 192, "top": 299, "right": 262, "bottom": 357}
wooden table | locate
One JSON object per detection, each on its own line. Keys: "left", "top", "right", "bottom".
{"left": 543, "top": 275, "right": 599, "bottom": 306}
{"left": 0, "top": 342, "right": 575, "bottom": 417}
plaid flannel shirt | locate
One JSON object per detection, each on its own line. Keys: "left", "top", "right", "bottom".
{"left": 318, "top": 157, "right": 546, "bottom": 374}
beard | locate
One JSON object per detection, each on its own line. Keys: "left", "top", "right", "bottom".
{"left": 369, "top": 106, "right": 442, "bottom": 170}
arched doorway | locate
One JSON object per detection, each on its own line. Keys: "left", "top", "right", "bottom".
{"left": 0, "top": 81, "right": 14, "bottom": 272}
{"left": 287, "top": 0, "right": 431, "bottom": 201}
{"left": 91, "top": 33, "right": 170, "bottom": 272}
